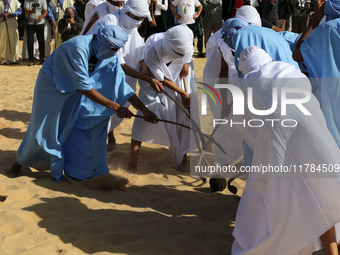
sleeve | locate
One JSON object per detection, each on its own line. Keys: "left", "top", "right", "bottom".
{"left": 47, "top": 6, "right": 55, "bottom": 21}
{"left": 117, "top": 48, "right": 126, "bottom": 65}
{"left": 74, "top": 16, "right": 83, "bottom": 30}
{"left": 41, "top": 0, "right": 47, "bottom": 10}
{"left": 24, "top": 0, "right": 29, "bottom": 9}
{"left": 156, "top": 0, "right": 168, "bottom": 11}
{"left": 147, "top": 14, "right": 152, "bottom": 22}
{"left": 58, "top": 18, "right": 67, "bottom": 34}
{"left": 172, "top": 0, "right": 180, "bottom": 6}
{"left": 53, "top": 40, "right": 95, "bottom": 92}
{"left": 12, "top": 6, "right": 22, "bottom": 17}
{"left": 194, "top": 0, "right": 201, "bottom": 7}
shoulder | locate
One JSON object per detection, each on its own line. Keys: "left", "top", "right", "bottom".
{"left": 98, "top": 13, "right": 118, "bottom": 25}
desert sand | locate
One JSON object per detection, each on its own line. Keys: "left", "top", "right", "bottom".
{"left": 0, "top": 41, "right": 245, "bottom": 255}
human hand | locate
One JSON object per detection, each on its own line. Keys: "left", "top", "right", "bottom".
{"left": 180, "top": 63, "right": 189, "bottom": 78}
{"left": 181, "top": 92, "right": 190, "bottom": 109}
{"left": 175, "top": 13, "right": 181, "bottom": 20}
{"left": 150, "top": 79, "right": 164, "bottom": 93}
{"left": 142, "top": 109, "right": 158, "bottom": 123}
{"left": 149, "top": 20, "right": 156, "bottom": 27}
{"left": 51, "top": 20, "right": 56, "bottom": 27}
{"left": 7, "top": 13, "right": 13, "bottom": 19}
{"left": 193, "top": 13, "right": 199, "bottom": 20}
{"left": 116, "top": 106, "right": 133, "bottom": 118}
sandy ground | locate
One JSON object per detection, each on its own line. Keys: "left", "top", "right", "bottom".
{"left": 0, "top": 41, "right": 246, "bottom": 255}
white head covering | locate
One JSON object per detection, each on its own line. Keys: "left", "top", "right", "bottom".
{"left": 236, "top": 5, "right": 262, "bottom": 26}
{"left": 120, "top": 0, "right": 150, "bottom": 17}
{"left": 162, "top": 24, "right": 194, "bottom": 63}
{"left": 238, "top": 46, "right": 273, "bottom": 75}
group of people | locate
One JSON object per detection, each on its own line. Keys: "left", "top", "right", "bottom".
{"left": 3, "top": 0, "right": 340, "bottom": 254}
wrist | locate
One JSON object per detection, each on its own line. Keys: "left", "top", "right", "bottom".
{"left": 111, "top": 102, "right": 120, "bottom": 111}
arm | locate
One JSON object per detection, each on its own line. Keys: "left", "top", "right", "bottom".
{"left": 170, "top": 2, "right": 181, "bottom": 20}
{"left": 128, "top": 94, "right": 158, "bottom": 123}
{"left": 38, "top": 8, "right": 48, "bottom": 21}
{"left": 156, "top": 0, "right": 168, "bottom": 11}
{"left": 83, "top": 13, "right": 98, "bottom": 34}
{"left": 58, "top": 18, "right": 67, "bottom": 34}
{"left": 292, "top": 0, "right": 325, "bottom": 62}
{"left": 193, "top": 4, "right": 203, "bottom": 19}
{"left": 80, "top": 88, "right": 134, "bottom": 118}
{"left": 121, "top": 63, "right": 164, "bottom": 92}
{"left": 162, "top": 78, "right": 190, "bottom": 109}
{"left": 74, "top": 16, "right": 83, "bottom": 30}
{"left": 8, "top": 6, "right": 22, "bottom": 18}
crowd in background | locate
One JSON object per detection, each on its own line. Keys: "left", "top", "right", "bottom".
{"left": 0, "top": 0, "right": 315, "bottom": 65}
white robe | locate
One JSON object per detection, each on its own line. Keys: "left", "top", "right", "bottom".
{"left": 203, "top": 29, "right": 243, "bottom": 165}
{"left": 0, "top": 0, "right": 20, "bottom": 62}
{"left": 80, "top": 2, "right": 119, "bottom": 35}
{"left": 84, "top": 0, "right": 105, "bottom": 20}
{"left": 86, "top": 11, "right": 145, "bottom": 133}
{"left": 232, "top": 60, "right": 340, "bottom": 255}
{"left": 22, "top": 19, "right": 52, "bottom": 59}
{"left": 131, "top": 33, "right": 200, "bottom": 167}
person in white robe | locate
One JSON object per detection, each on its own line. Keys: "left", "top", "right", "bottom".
{"left": 203, "top": 6, "right": 261, "bottom": 165}
{"left": 129, "top": 24, "right": 200, "bottom": 171}
{"left": 85, "top": 0, "right": 163, "bottom": 151}
{"left": 84, "top": 0, "right": 105, "bottom": 20}
{"left": 0, "top": 0, "right": 21, "bottom": 64}
{"left": 232, "top": 46, "right": 340, "bottom": 255}
{"left": 80, "top": 0, "right": 125, "bottom": 35}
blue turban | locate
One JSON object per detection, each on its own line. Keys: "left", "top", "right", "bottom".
{"left": 325, "top": 0, "right": 340, "bottom": 21}
{"left": 92, "top": 24, "right": 128, "bottom": 60}
{"left": 220, "top": 18, "right": 250, "bottom": 50}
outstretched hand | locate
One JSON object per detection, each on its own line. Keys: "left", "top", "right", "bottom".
{"left": 143, "top": 109, "right": 158, "bottom": 123}
{"left": 116, "top": 106, "right": 133, "bottom": 119}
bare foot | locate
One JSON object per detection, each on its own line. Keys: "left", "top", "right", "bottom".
{"left": 5, "top": 162, "right": 22, "bottom": 178}
{"left": 107, "top": 131, "right": 116, "bottom": 152}
{"left": 82, "top": 174, "right": 129, "bottom": 190}
{"left": 177, "top": 155, "right": 189, "bottom": 172}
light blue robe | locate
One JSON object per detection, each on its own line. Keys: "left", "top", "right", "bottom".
{"left": 232, "top": 26, "right": 300, "bottom": 75}
{"left": 63, "top": 55, "right": 134, "bottom": 180}
{"left": 17, "top": 35, "right": 134, "bottom": 181}
{"left": 300, "top": 18, "right": 340, "bottom": 148}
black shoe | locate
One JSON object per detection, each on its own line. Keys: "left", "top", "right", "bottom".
{"left": 10, "top": 62, "right": 19, "bottom": 65}
{"left": 198, "top": 52, "right": 206, "bottom": 58}
{"left": 27, "top": 61, "right": 34, "bottom": 66}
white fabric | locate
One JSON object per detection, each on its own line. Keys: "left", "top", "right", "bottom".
{"left": 120, "top": 0, "right": 150, "bottom": 17}
{"left": 22, "top": 19, "right": 52, "bottom": 59}
{"left": 80, "top": 2, "right": 120, "bottom": 35}
{"left": 171, "top": 0, "right": 201, "bottom": 25}
{"left": 84, "top": 0, "right": 106, "bottom": 19}
{"left": 238, "top": 46, "right": 273, "bottom": 76}
{"left": 86, "top": 11, "right": 145, "bottom": 132}
{"left": 235, "top": 5, "right": 262, "bottom": 26}
{"left": 131, "top": 32, "right": 199, "bottom": 167}
{"left": 50, "top": 0, "right": 74, "bottom": 49}
{"left": 147, "top": 0, "right": 168, "bottom": 16}
{"left": 203, "top": 29, "right": 243, "bottom": 164}
{"left": 232, "top": 49, "right": 340, "bottom": 255}
{"left": 0, "top": 0, "right": 20, "bottom": 62}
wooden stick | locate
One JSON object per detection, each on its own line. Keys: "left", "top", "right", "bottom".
{"left": 132, "top": 114, "right": 190, "bottom": 129}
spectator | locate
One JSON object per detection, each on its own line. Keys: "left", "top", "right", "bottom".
{"left": 202, "top": 0, "right": 222, "bottom": 48}
{"left": 73, "top": 0, "right": 87, "bottom": 21}
{"left": 259, "top": 0, "right": 279, "bottom": 26}
{"left": 145, "top": 0, "right": 168, "bottom": 40}
{"left": 0, "top": 0, "right": 22, "bottom": 65}
{"left": 24, "top": 0, "right": 47, "bottom": 65}
{"left": 289, "top": 0, "right": 308, "bottom": 33}
{"left": 58, "top": 7, "right": 83, "bottom": 42}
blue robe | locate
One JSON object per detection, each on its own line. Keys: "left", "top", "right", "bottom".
{"left": 17, "top": 35, "right": 134, "bottom": 180}
{"left": 63, "top": 55, "right": 134, "bottom": 180}
{"left": 232, "top": 26, "right": 300, "bottom": 75}
{"left": 300, "top": 18, "right": 340, "bottom": 148}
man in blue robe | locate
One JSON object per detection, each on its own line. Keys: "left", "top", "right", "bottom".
{"left": 7, "top": 25, "right": 158, "bottom": 181}
{"left": 293, "top": 0, "right": 340, "bottom": 148}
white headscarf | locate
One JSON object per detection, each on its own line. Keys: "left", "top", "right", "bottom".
{"left": 119, "top": 0, "right": 149, "bottom": 31}
{"left": 236, "top": 5, "right": 262, "bottom": 26}
{"left": 162, "top": 24, "right": 194, "bottom": 63}
{"left": 238, "top": 46, "right": 273, "bottom": 75}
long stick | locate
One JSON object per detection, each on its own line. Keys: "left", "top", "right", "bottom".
{"left": 132, "top": 114, "right": 190, "bottom": 129}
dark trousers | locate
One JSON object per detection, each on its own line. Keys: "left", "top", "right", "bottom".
{"left": 186, "top": 23, "right": 203, "bottom": 54}
{"left": 145, "top": 15, "right": 166, "bottom": 40}
{"left": 26, "top": 24, "right": 45, "bottom": 61}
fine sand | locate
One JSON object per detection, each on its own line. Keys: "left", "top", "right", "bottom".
{"left": 0, "top": 41, "right": 245, "bottom": 255}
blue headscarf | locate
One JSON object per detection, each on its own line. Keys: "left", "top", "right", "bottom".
{"left": 92, "top": 24, "right": 128, "bottom": 60}
{"left": 325, "top": 0, "right": 340, "bottom": 21}
{"left": 220, "top": 18, "right": 250, "bottom": 50}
